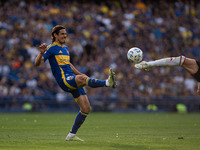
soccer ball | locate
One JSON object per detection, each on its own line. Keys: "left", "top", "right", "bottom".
{"left": 127, "top": 47, "right": 143, "bottom": 63}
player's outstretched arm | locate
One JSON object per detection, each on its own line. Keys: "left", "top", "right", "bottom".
{"left": 197, "top": 83, "right": 200, "bottom": 95}
{"left": 35, "top": 43, "right": 47, "bottom": 66}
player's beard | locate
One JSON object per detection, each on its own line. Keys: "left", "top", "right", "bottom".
{"left": 58, "top": 38, "right": 66, "bottom": 44}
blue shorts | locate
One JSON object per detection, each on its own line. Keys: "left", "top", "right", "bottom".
{"left": 58, "top": 74, "right": 86, "bottom": 101}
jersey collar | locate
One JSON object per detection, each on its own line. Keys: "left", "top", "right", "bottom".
{"left": 53, "top": 42, "right": 64, "bottom": 47}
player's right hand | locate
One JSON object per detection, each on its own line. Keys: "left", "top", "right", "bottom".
{"left": 39, "top": 43, "right": 47, "bottom": 54}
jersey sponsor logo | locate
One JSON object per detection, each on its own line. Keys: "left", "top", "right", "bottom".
{"left": 66, "top": 76, "right": 74, "bottom": 80}
{"left": 55, "top": 55, "right": 70, "bottom": 65}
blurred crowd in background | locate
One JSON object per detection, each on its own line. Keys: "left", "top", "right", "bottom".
{"left": 0, "top": 0, "right": 200, "bottom": 111}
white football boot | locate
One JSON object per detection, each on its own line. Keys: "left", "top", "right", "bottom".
{"left": 66, "top": 133, "right": 84, "bottom": 141}
{"left": 134, "top": 61, "right": 152, "bottom": 71}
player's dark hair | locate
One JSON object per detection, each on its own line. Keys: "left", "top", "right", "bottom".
{"left": 51, "top": 25, "right": 66, "bottom": 43}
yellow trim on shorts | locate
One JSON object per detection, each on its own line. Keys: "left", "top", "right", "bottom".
{"left": 60, "top": 67, "right": 76, "bottom": 90}
{"left": 74, "top": 97, "right": 79, "bottom": 102}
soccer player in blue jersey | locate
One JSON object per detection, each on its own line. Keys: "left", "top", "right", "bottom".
{"left": 35, "top": 25, "right": 116, "bottom": 141}
{"left": 135, "top": 56, "right": 200, "bottom": 95}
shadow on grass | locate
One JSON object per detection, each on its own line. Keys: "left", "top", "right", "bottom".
{"left": 65, "top": 140, "right": 150, "bottom": 150}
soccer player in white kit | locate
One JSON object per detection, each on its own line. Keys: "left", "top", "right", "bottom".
{"left": 135, "top": 56, "right": 200, "bottom": 95}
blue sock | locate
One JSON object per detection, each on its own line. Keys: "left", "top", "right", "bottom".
{"left": 86, "top": 77, "right": 106, "bottom": 88}
{"left": 70, "top": 111, "right": 88, "bottom": 134}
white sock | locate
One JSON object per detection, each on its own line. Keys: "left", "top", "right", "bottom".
{"left": 106, "top": 79, "right": 109, "bottom": 86}
{"left": 148, "top": 56, "right": 185, "bottom": 67}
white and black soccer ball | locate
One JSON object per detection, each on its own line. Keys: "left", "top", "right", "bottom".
{"left": 127, "top": 47, "right": 143, "bottom": 64}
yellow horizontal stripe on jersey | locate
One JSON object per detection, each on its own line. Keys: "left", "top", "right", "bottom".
{"left": 55, "top": 55, "right": 70, "bottom": 65}
{"left": 60, "top": 67, "right": 76, "bottom": 90}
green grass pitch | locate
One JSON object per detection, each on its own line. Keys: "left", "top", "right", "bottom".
{"left": 0, "top": 113, "right": 200, "bottom": 150}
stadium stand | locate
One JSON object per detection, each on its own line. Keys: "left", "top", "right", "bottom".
{"left": 0, "top": 0, "right": 200, "bottom": 112}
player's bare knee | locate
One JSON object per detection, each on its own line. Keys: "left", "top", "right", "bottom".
{"left": 81, "top": 74, "right": 88, "bottom": 80}
{"left": 82, "top": 106, "right": 90, "bottom": 113}
{"left": 80, "top": 75, "right": 87, "bottom": 81}
{"left": 76, "top": 75, "right": 87, "bottom": 87}
{"left": 86, "top": 106, "right": 91, "bottom": 113}
{"left": 79, "top": 80, "right": 86, "bottom": 87}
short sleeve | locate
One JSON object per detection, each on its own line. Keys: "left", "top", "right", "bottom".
{"left": 43, "top": 46, "right": 53, "bottom": 61}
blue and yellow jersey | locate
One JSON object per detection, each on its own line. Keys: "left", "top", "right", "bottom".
{"left": 43, "top": 42, "right": 73, "bottom": 84}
